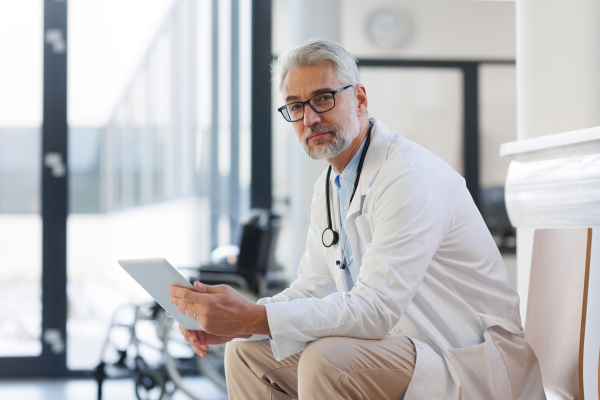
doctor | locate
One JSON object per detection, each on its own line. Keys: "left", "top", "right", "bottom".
{"left": 170, "top": 39, "right": 545, "bottom": 399}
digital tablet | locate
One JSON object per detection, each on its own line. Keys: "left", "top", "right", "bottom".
{"left": 118, "top": 258, "right": 201, "bottom": 330}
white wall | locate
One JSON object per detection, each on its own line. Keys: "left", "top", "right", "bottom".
{"left": 516, "top": 0, "right": 600, "bottom": 140}
{"left": 273, "top": 0, "right": 515, "bottom": 59}
{"left": 480, "top": 64, "right": 517, "bottom": 188}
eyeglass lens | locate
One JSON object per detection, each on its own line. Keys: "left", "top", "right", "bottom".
{"left": 282, "top": 92, "right": 336, "bottom": 122}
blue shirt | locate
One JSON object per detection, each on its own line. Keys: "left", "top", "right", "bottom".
{"left": 334, "top": 137, "right": 367, "bottom": 289}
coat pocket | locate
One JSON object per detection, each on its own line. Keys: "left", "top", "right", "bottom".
{"left": 447, "top": 329, "right": 513, "bottom": 400}
{"left": 354, "top": 212, "right": 373, "bottom": 252}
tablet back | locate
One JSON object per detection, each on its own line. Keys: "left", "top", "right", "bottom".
{"left": 118, "top": 258, "right": 200, "bottom": 330}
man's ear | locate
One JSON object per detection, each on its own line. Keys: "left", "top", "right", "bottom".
{"left": 354, "top": 84, "right": 368, "bottom": 117}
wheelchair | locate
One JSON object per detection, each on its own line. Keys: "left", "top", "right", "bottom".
{"left": 95, "top": 208, "right": 288, "bottom": 400}
{"left": 93, "top": 301, "right": 176, "bottom": 400}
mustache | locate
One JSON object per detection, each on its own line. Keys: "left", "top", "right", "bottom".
{"left": 303, "top": 124, "right": 337, "bottom": 141}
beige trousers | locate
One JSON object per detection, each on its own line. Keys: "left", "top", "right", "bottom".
{"left": 224, "top": 336, "right": 416, "bottom": 400}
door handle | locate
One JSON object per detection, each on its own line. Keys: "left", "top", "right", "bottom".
{"left": 44, "top": 152, "right": 66, "bottom": 178}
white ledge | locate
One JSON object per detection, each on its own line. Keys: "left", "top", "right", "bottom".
{"left": 499, "top": 125, "right": 600, "bottom": 157}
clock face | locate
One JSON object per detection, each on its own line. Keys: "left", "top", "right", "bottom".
{"left": 366, "top": 8, "right": 411, "bottom": 49}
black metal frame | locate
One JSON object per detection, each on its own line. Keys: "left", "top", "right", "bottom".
{"left": 277, "top": 85, "right": 353, "bottom": 122}
{"left": 250, "top": 0, "right": 272, "bottom": 210}
{"left": 41, "top": 0, "right": 69, "bottom": 376}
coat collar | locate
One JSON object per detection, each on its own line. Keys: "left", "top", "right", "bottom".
{"left": 346, "top": 117, "right": 391, "bottom": 218}
{"left": 358, "top": 117, "right": 391, "bottom": 192}
{"left": 313, "top": 116, "right": 391, "bottom": 200}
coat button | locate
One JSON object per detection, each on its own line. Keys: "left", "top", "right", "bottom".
{"left": 417, "top": 343, "right": 424, "bottom": 349}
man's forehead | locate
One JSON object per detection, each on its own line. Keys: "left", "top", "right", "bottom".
{"left": 282, "top": 63, "right": 341, "bottom": 101}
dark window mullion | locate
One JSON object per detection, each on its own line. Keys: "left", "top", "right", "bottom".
{"left": 462, "top": 63, "right": 480, "bottom": 208}
{"left": 250, "top": 0, "right": 272, "bottom": 210}
{"left": 41, "top": 0, "right": 68, "bottom": 376}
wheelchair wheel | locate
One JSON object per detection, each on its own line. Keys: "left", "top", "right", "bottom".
{"left": 160, "top": 288, "right": 258, "bottom": 399}
{"left": 135, "top": 369, "right": 166, "bottom": 400}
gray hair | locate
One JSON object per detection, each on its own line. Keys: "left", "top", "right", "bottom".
{"left": 274, "top": 38, "right": 360, "bottom": 91}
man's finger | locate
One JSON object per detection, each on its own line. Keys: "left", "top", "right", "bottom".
{"left": 169, "top": 285, "right": 200, "bottom": 301}
{"left": 179, "top": 324, "right": 190, "bottom": 336}
{"left": 177, "top": 306, "right": 198, "bottom": 323}
{"left": 192, "top": 346, "right": 207, "bottom": 357}
{"left": 171, "top": 295, "right": 204, "bottom": 312}
{"left": 194, "top": 281, "right": 213, "bottom": 293}
{"left": 194, "top": 281, "right": 229, "bottom": 294}
{"left": 196, "top": 329, "right": 206, "bottom": 343}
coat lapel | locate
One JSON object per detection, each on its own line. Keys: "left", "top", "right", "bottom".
{"left": 344, "top": 117, "right": 391, "bottom": 275}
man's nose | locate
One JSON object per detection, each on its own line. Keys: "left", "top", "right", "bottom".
{"left": 303, "top": 104, "right": 321, "bottom": 126}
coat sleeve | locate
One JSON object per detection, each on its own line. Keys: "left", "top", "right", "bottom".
{"left": 264, "top": 169, "right": 454, "bottom": 360}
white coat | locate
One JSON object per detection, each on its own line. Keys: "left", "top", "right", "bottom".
{"left": 255, "top": 117, "right": 545, "bottom": 399}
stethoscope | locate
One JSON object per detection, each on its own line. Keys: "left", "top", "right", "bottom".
{"left": 322, "top": 130, "right": 372, "bottom": 269}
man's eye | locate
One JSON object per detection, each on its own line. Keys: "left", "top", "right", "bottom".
{"left": 318, "top": 94, "right": 333, "bottom": 102}
{"left": 290, "top": 104, "right": 302, "bottom": 111}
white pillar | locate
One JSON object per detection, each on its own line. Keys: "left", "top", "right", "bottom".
{"left": 515, "top": 0, "right": 600, "bottom": 298}
{"left": 288, "top": 0, "right": 340, "bottom": 278}
{"left": 510, "top": 3, "right": 600, "bottom": 393}
{"left": 517, "top": 0, "right": 600, "bottom": 140}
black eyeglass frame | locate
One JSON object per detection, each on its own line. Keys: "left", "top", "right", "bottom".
{"left": 277, "top": 85, "right": 353, "bottom": 122}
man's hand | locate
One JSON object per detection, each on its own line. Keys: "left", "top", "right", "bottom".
{"left": 169, "top": 281, "right": 270, "bottom": 338}
{"left": 178, "top": 325, "right": 236, "bottom": 357}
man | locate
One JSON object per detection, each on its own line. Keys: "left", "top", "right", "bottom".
{"left": 170, "top": 39, "right": 545, "bottom": 399}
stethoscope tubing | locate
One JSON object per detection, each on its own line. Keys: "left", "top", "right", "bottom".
{"left": 322, "top": 129, "right": 372, "bottom": 249}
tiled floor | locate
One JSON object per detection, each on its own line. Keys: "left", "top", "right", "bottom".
{"left": 0, "top": 377, "right": 228, "bottom": 400}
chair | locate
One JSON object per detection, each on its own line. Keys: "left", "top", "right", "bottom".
{"left": 525, "top": 228, "right": 592, "bottom": 400}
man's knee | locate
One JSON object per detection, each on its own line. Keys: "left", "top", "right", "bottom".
{"left": 298, "top": 336, "right": 417, "bottom": 380}
{"left": 225, "top": 339, "right": 277, "bottom": 377}
{"left": 224, "top": 340, "right": 249, "bottom": 373}
{"left": 297, "top": 337, "right": 374, "bottom": 398}
{"left": 297, "top": 337, "right": 342, "bottom": 377}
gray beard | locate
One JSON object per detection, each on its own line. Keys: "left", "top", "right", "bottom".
{"left": 300, "top": 111, "right": 361, "bottom": 160}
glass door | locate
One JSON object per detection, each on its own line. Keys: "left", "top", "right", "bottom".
{"left": 0, "top": 0, "right": 69, "bottom": 376}
{"left": 65, "top": 0, "right": 252, "bottom": 373}
{"left": 0, "top": 1, "right": 43, "bottom": 362}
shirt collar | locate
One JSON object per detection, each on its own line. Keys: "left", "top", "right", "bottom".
{"left": 334, "top": 136, "right": 368, "bottom": 188}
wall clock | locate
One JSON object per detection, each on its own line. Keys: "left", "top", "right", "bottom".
{"left": 366, "top": 7, "right": 412, "bottom": 49}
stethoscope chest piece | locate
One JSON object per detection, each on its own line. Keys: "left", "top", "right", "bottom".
{"left": 322, "top": 228, "right": 339, "bottom": 248}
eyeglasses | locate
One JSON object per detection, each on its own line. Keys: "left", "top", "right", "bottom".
{"left": 277, "top": 85, "right": 353, "bottom": 122}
